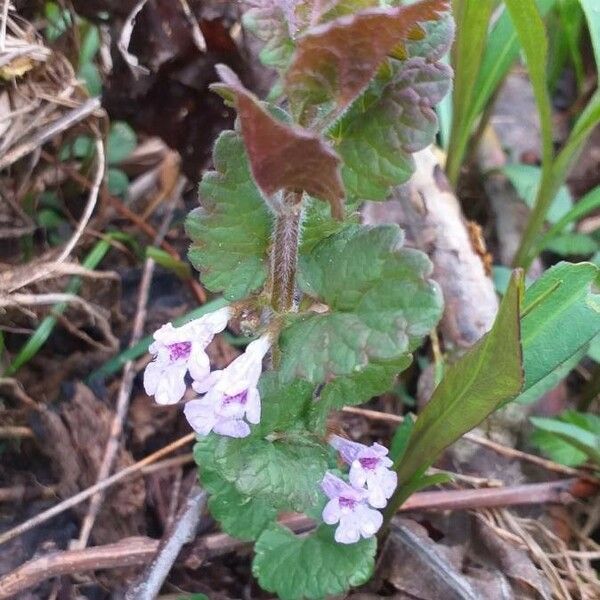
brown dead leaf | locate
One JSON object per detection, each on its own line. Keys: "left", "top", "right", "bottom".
{"left": 474, "top": 519, "right": 552, "bottom": 600}
{"left": 213, "top": 64, "right": 345, "bottom": 218}
{"left": 285, "top": 0, "right": 449, "bottom": 123}
{"left": 33, "top": 383, "right": 146, "bottom": 545}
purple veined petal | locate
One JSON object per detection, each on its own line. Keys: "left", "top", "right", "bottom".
{"left": 349, "top": 462, "right": 368, "bottom": 489}
{"left": 335, "top": 514, "right": 362, "bottom": 544}
{"left": 213, "top": 418, "right": 251, "bottom": 438}
{"left": 154, "top": 363, "right": 188, "bottom": 405}
{"left": 218, "top": 391, "right": 249, "bottom": 418}
{"left": 330, "top": 435, "right": 364, "bottom": 464}
{"left": 322, "top": 499, "right": 341, "bottom": 525}
{"left": 320, "top": 472, "right": 347, "bottom": 500}
{"left": 356, "top": 504, "right": 383, "bottom": 537}
{"left": 245, "top": 387, "right": 261, "bottom": 424}
{"left": 187, "top": 346, "right": 211, "bottom": 382}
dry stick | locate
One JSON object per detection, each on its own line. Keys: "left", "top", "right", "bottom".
{"left": 1, "top": 479, "right": 595, "bottom": 599}
{"left": 0, "top": 433, "right": 195, "bottom": 547}
{"left": 0, "top": 98, "right": 102, "bottom": 170}
{"left": 342, "top": 406, "right": 600, "bottom": 484}
{"left": 39, "top": 150, "right": 207, "bottom": 304}
{"left": 0, "top": 425, "right": 34, "bottom": 439}
{"left": 8, "top": 139, "right": 105, "bottom": 294}
{"left": 0, "top": 0, "right": 9, "bottom": 52}
{"left": 124, "top": 486, "right": 207, "bottom": 600}
{"left": 74, "top": 195, "right": 179, "bottom": 550}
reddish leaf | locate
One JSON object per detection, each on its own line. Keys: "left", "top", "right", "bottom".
{"left": 212, "top": 64, "right": 345, "bottom": 218}
{"left": 285, "top": 0, "right": 450, "bottom": 123}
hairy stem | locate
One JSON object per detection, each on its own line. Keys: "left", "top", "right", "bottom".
{"left": 270, "top": 197, "right": 302, "bottom": 313}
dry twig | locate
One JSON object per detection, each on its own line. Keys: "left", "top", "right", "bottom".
{"left": 75, "top": 191, "right": 180, "bottom": 549}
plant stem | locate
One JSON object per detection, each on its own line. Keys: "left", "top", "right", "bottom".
{"left": 270, "top": 197, "right": 302, "bottom": 313}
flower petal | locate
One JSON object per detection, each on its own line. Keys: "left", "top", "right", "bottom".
{"left": 187, "top": 346, "right": 210, "bottom": 382}
{"left": 214, "top": 418, "right": 251, "bottom": 438}
{"left": 356, "top": 505, "right": 383, "bottom": 538}
{"left": 245, "top": 387, "right": 261, "bottom": 424}
{"left": 335, "top": 514, "right": 361, "bottom": 544}
{"left": 322, "top": 499, "right": 341, "bottom": 525}
{"left": 153, "top": 363, "right": 187, "bottom": 404}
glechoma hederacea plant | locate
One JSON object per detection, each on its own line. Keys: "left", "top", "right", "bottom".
{"left": 143, "top": 1, "right": 457, "bottom": 597}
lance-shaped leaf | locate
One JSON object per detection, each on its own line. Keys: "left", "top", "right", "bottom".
{"left": 519, "top": 262, "right": 600, "bottom": 394}
{"left": 335, "top": 57, "right": 452, "bottom": 200}
{"left": 285, "top": 0, "right": 449, "bottom": 122}
{"left": 280, "top": 225, "right": 443, "bottom": 383}
{"left": 253, "top": 523, "right": 376, "bottom": 600}
{"left": 396, "top": 270, "right": 524, "bottom": 486}
{"left": 213, "top": 64, "right": 344, "bottom": 218}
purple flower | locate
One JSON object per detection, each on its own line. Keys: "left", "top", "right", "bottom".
{"left": 184, "top": 334, "right": 271, "bottom": 438}
{"left": 320, "top": 472, "right": 383, "bottom": 544}
{"left": 143, "top": 306, "right": 230, "bottom": 405}
{"left": 330, "top": 435, "right": 397, "bottom": 509}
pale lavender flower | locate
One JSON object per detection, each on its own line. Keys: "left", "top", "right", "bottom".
{"left": 320, "top": 472, "right": 383, "bottom": 544}
{"left": 143, "top": 306, "right": 230, "bottom": 405}
{"left": 184, "top": 334, "right": 271, "bottom": 438}
{"left": 330, "top": 435, "right": 397, "bottom": 509}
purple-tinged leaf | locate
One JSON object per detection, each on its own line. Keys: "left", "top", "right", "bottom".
{"left": 285, "top": 0, "right": 450, "bottom": 123}
{"left": 213, "top": 64, "right": 345, "bottom": 218}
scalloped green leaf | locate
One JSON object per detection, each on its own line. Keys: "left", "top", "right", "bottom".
{"left": 280, "top": 225, "right": 443, "bottom": 383}
{"left": 253, "top": 523, "right": 376, "bottom": 600}
{"left": 309, "top": 355, "right": 412, "bottom": 431}
{"left": 186, "top": 131, "right": 357, "bottom": 301}
{"left": 197, "top": 433, "right": 329, "bottom": 512}
{"left": 200, "top": 468, "right": 277, "bottom": 541}
{"left": 257, "top": 372, "right": 314, "bottom": 435}
{"left": 334, "top": 57, "right": 452, "bottom": 200}
{"left": 186, "top": 131, "right": 272, "bottom": 301}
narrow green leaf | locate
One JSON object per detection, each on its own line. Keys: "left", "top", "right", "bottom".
{"left": 396, "top": 270, "right": 524, "bottom": 486}
{"left": 530, "top": 415, "right": 600, "bottom": 464}
{"left": 580, "top": 0, "right": 600, "bottom": 68}
{"left": 504, "top": 0, "right": 554, "bottom": 169}
{"left": 537, "top": 186, "right": 600, "bottom": 250}
{"left": 253, "top": 523, "right": 376, "bottom": 600}
{"left": 502, "top": 164, "right": 573, "bottom": 224}
{"left": 543, "top": 233, "right": 598, "bottom": 256}
{"left": 389, "top": 415, "right": 415, "bottom": 463}
{"left": 5, "top": 238, "right": 112, "bottom": 375}
{"left": 520, "top": 262, "right": 600, "bottom": 391}
{"left": 145, "top": 246, "right": 192, "bottom": 279}
{"left": 531, "top": 410, "right": 600, "bottom": 466}
{"left": 446, "top": 0, "right": 495, "bottom": 184}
